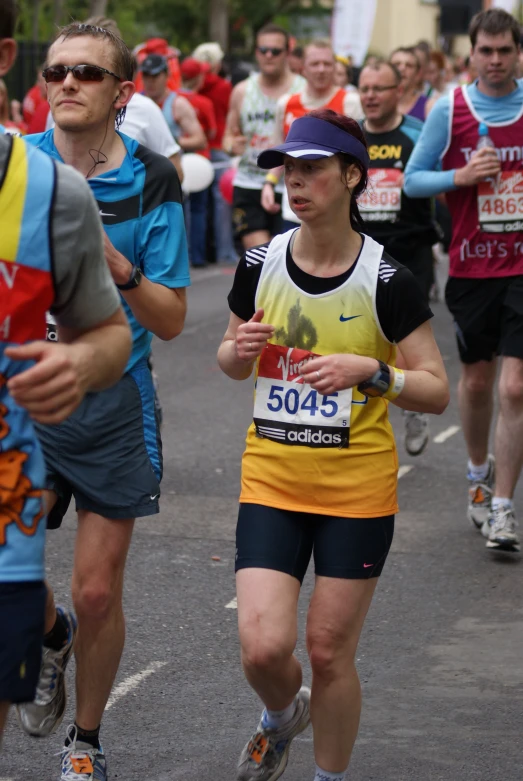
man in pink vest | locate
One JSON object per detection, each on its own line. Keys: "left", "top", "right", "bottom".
{"left": 405, "top": 8, "right": 523, "bottom": 553}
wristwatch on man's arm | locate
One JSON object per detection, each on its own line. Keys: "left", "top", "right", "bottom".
{"left": 116, "top": 264, "right": 143, "bottom": 291}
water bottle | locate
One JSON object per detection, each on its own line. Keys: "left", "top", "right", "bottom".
{"left": 477, "top": 122, "right": 495, "bottom": 151}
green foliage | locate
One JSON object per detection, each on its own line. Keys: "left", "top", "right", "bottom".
{"left": 15, "top": 0, "right": 330, "bottom": 51}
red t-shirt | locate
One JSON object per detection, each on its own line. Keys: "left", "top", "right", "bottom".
{"left": 180, "top": 90, "right": 217, "bottom": 159}
{"left": 27, "top": 101, "right": 50, "bottom": 135}
{"left": 22, "top": 85, "right": 45, "bottom": 126}
{"left": 198, "top": 73, "right": 232, "bottom": 149}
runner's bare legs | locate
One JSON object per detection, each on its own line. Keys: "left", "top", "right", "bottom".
{"left": 72, "top": 511, "right": 134, "bottom": 729}
{"left": 458, "top": 360, "right": 497, "bottom": 465}
{"left": 494, "top": 356, "right": 523, "bottom": 497}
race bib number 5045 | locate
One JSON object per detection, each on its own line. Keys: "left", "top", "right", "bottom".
{"left": 253, "top": 344, "right": 351, "bottom": 448}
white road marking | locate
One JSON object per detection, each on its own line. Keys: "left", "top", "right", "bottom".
{"left": 398, "top": 465, "right": 413, "bottom": 479}
{"left": 433, "top": 425, "right": 461, "bottom": 444}
{"left": 225, "top": 597, "right": 238, "bottom": 609}
{"left": 105, "top": 661, "right": 167, "bottom": 711}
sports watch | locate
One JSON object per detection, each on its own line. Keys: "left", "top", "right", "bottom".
{"left": 357, "top": 360, "right": 391, "bottom": 398}
{"left": 116, "top": 264, "right": 143, "bottom": 291}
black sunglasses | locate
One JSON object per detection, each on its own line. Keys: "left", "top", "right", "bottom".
{"left": 42, "top": 64, "right": 123, "bottom": 83}
{"left": 257, "top": 46, "right": 285, "bottom": 56}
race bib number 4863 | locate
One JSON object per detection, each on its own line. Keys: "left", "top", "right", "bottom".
{"left": 253, "top": 344, "right": 351, "bottom": 449}
{"left": 477, "top": 172, "right": 523, "bottom": 233}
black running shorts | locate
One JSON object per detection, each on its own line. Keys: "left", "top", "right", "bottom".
{"left": 235, "top": 504, "right": 395, "bottom": 582}
{"left": 232, "top": 187, "right": 282, "bottom": 240}
{"left": 445, "top": 275, "right": 523, "bottom": 364}
{"left": 0, "top": 581, "right": 46, "bottom": 703}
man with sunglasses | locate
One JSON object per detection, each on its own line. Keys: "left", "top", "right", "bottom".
{"left": 405, "top": 8, "right": 523, "bottom": 553}
{"left": 223, "top": 23, "right": 304, "bottom": 250}
{"left": 0, "top": 0, "right": 131, "bottom": 744}
{"left": 45, "top": 17, "right": 185, "bottom": 184}
{"left": 359, "top": 59, "right": 439, "bottom": 458}
{"left": 21, "top": 21, "right": 189, "bottom": 781}
{"left": 260, "top": 39, "right": 362, "bottom": 228}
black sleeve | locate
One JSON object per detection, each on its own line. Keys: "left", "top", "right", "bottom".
{"left": 376, "top": 254, "right": 433, "bottom": 343}
{"left": 227, "top": 245, "right": 268, "bottom": 322}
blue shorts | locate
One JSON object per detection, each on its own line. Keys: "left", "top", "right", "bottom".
{"left": 0, "top": 581, "right": 46, "bottom": 703}
{"left": 236, "top": 504, "right": 395, "bottom": 581}
{"left": 35, "top": 360, "right": 162, "bottom": 527}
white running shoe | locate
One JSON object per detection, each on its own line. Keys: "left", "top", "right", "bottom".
{"left": 17, "top": 606, "right": 77, "bottom": 737}
{"left": 467, "top": 455, "right": 495, "bottom": 530}
{"left": 482, "top": 504, "right": 520, "bottom": 552}
{"left": 60, "top": 726, "right": 107, "bottom": 780}
{"left": 237, "top": 686, "right": 311, "bottom": 781}
{"left": 404, "top": 411, "right": 429, "bottom": 456}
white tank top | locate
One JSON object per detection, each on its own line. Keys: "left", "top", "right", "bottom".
{"left": 234, "top": 73, "right": 304, "bottom": 191}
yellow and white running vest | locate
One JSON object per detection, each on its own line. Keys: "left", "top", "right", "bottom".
{"left": 241, "top": 230, "right": 399, "bottom": 518}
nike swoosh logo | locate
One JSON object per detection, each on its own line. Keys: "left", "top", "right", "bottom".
{"left": 150, "top": 493, "right": 160, "bottom": 500}
{"left": 339, "top": 315, "right": 362, "bottom": 322}
{"left": 99, "top": 210, "right": 117, "bottom": 217}
{"left": 363, "top": 563, "right": 374, "bottom": 568}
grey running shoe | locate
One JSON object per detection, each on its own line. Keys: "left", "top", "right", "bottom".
{"left": 237, "top": 686, "right": 311, "bottom": 781}
{"left": 60, "top": 726, "right": 107, "bottom": 781}
{"left": 467, "top": 455, "right": 495, "bottom": 529}
{"left": 482, "top": 505, "right": 520, "bottom": 552}
{"left": 404, "top": 411, "right": 429, "bottom": 456}
{"left": 17, "top": 606, "right": 77, "bottom": 737}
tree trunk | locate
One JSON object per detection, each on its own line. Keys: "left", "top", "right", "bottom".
{"left": 89, "top": 0, "right": 109, "bottom": 16}
{"left": 209, "top": 0, "right": 229, "bottom": 50}
{"left": 32, "top": 0, "right": 41, "bottom": 43}
{"left": 54, "top": 0, "right": 65, "bottom": 27}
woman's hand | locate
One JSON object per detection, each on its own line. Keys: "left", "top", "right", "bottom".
{"left": 300, "top": 354, "right": 378, "bottom": 395}
{"left": 235, "top": 309, "right": 275, "bottom": 362}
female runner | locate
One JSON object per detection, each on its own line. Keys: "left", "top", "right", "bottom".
{"left": 218, "top": 108, "right": 449, "bottom": 781}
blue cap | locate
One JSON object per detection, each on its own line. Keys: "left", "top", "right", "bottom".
{"left": 257, "top": 115, "right": 370, "bottom": 170}
{"left": 478, "top": 122, "right": 489, "bottom": 136}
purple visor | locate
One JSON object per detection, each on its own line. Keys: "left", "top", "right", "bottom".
{"left": 257, "top": 115, "right": 370, "bottom": 170}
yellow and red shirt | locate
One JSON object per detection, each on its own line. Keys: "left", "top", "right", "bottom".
{"left": 239, "top": 231, "right": 400, "bottom": 518}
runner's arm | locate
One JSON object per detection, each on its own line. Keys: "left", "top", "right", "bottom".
{"left": 403, "top": 97, "right": 456, "bottom": 197}
{"left": 222, "top": 81, "right": 247, "bottom": 156}
{"left": 6, "top": 308, "right": 131, "bottom": 424}
{"left": 51, "top": 167, "right": 131, "bottom": 390}
{"left": 389, "top": 321, "right": 449, "bottom": 414}
{"left": 7, "top": 170, "right": 131, "bottom": 423}
{"left": 120, "top": 158, "right": 190, "bottom": 340}
{"left": 138, "top": 97, "right": 185, "bottom": 183}
{"left": 300, "top": 320, "right": 448, "bottom": 415}
{"left": 170, "top": 152, "right": 184, "bottom": 183}
{"left": 174, "top": 95, "right": 206, "bottom": 152}
{"left": 261, "top": 97, "right": 287, "bottom": 210}
{"left": 118, "top": 270, "right": 187, "bottom": 341}
{"left": 220, "top": 251, "right": 272, "bottom": 378}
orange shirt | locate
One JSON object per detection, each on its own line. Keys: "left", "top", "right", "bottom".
{"left": 283, "top": 88, "right": 346, "bottom": 138}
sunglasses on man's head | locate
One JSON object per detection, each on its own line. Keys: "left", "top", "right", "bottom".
{"left": 257, "top": 46, "right": 285, "bottom": 57}
{"left": 42, "top": 64, "right": 122, "bottom": 83}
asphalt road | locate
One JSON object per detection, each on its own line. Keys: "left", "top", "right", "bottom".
{"left": 2, "top": 262, "right": 522, "bottom": 781}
